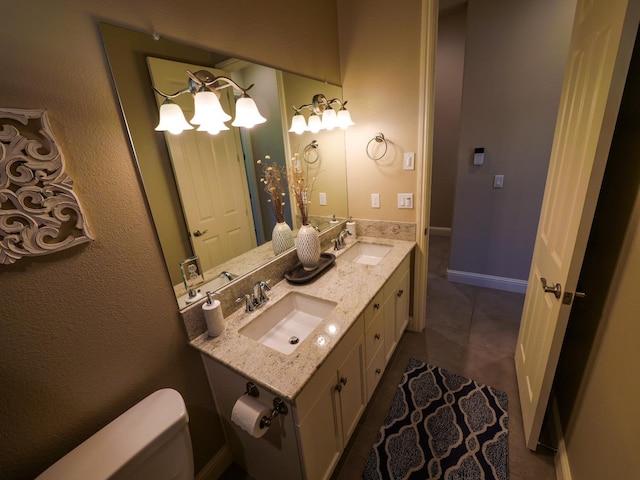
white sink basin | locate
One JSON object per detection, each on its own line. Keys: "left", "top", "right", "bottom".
{"left": 239, "top": 292, "right": 337, "bottom": 354}
{"left": 339, "top": 242, "right": 392, "bottom": 265}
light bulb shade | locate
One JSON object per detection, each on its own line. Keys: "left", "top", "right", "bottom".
{"left": 336, "top": 109, "right": 354, "bottom": 129}
{"left": 197, "top": 120, "right": 230, "bottom": 135}
{"left": 155, "top": 101, "right": 193, "bottom": 134}
{"left": 307, "top": 114, "right": 322, "bottom": 133}
{"left": 321, "top": 108, "right": 337, "bottom": 130}
{"left": 191, "top": 91, "right": 231, "bottom": 125}
{"left": 289, "top": 113, "right": 307, "bottom": 134}
{"left": 232, "top": 96, "right": 267, "bottom": 128}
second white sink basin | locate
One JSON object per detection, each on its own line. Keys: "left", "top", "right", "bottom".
{"left": 239, "top": 292, "right": 337, "bottom": 354}
{"left": 339, "top": 242, "right": 392, "bottom": 265}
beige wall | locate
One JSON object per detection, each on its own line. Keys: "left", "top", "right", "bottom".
{"left": 338, "top": 0, "right": 423, "bottom": 223}
{"left": 431, "top": 4, "right": 467, "bottom": 229}
{"left": 0, "top": 1, "right": 340, "bottom": 478}
{"left": 448, "top": 0, "right": 576, "bottom": 280}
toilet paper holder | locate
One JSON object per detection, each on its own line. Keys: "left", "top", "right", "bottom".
{"left": 244, "top": 382, "right": 288, "bottom": 429}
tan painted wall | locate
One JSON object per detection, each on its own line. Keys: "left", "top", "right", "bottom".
{"left": 0, "top": 1, "right": 340, "bottom": 478}
{"left": 448, "top": 0, "right": 576, "bottom": 279}
{"left": 338, "top": 0, "right": 423, "bottom": 223}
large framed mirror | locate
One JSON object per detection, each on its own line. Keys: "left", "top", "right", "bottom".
{"left": 99, "top": 23, "right": 349, "bottom": 310}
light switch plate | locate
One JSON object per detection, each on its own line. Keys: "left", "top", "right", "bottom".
{"left": 403, "top": 152, "right": 415, "bottom": 170}
{"left": 493, "top": 175, "right": 504, "bottom": 189}
{"left": 319, "top": 192, "right": 327, "bottom": 205}
{"left": 371, "top": 193, "right": 380, "bottom": 208}
{"left": 397, "top": 193, "right": 414, "bottom": 209}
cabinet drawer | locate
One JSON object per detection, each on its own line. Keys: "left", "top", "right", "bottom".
{"left": 364, "top": 289, "right": 383, "bottom": 329}
{"left": 384, "top": 254, "right": 410, "bottom": 298}
{"left": 364, "top": 311, "right": 384, "bottom": 367}
{"left": 366, "top": 346, "right": 386, "bottom": 400}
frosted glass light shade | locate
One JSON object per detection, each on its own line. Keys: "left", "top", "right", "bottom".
{"left": 155, "top": 101, "right": 193, "bottom": 135}
{"left": 336, "top": 109, "right": 354, "bottom": 130}
{"left": 307, "top": 114, "right": 322, "bottom": 133}
{"left": 289, "top": 114, "right": 307, "bottom": 134}
{"left": 232, "top": 96, "right": 266, "bottom": 128}
{"left": 321, "top": 108, "right": 337, "bottom": 130}
{"left": 197, "top": 120, "right": 230, "bottom": 135}
{"left": 191, "top": 91, "right": 231, "bottom": 125}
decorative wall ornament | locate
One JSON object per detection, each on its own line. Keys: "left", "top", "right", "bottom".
{"left": 0, "top": 108, "right": 93, "bottom": 264}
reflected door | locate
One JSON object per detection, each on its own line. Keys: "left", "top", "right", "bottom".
{"left": 148, "top": 57, "right": 257, "bottom": 273}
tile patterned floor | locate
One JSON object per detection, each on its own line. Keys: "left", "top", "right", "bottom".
{"left": 222, "top": 234, "right": 556, "bottom": 479}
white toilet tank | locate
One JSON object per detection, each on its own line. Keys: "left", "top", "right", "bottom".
{"left": 37, "top": 388, "right": 194, "bottom": 480}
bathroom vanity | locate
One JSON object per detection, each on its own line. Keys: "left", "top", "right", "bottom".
{"left": 190, "top": 236, "right": 414, "bottom": 480}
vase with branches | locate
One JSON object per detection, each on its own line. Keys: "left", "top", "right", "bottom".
{"left": 258, "top": 155, "right": 293, "bottom": 254}
{"left": 288, "top": 152, "right": 320, "bottom": 270}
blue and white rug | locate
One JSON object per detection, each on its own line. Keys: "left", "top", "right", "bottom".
{"left": 364, "top": 359, "right": 508, "bottom": 479}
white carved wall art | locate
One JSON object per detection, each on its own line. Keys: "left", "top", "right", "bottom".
{"left": 0, "top": 108, "right": 93, "bottom": 264}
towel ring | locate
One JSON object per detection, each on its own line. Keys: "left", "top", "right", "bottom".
{"left": 303, "top": 140, "right": 320, "bottom": 164}
{"left": 366, "top": 133, "right": 388, "bottom": 161}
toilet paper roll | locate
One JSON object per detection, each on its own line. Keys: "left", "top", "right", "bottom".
{"left": 231, "top": 396, "right": 271, "bottom": 438}
{"left": 202, "top": 299, "right": 225, "bottom": 337}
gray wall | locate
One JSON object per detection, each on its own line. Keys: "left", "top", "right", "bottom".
{"left": 449, "top": 0, "right": 576, "bottom": 280}
{"left": 431, "top": 4, "right": 467, "bottom": 229}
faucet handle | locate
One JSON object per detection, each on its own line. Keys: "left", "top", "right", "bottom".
{"left": 236, "top": 294, "right": 254, "bottom": 313}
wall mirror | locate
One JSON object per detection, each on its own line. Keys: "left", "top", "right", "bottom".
{"left": 99, "top": 23, "right": 349, "bottom": 310}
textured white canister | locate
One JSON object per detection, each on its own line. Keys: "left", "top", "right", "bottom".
{"left": 295, "top": 223, "right": 321, "bottom": 271}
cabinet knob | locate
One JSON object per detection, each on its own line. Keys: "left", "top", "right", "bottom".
{"left": 374, "top": 303, "right": 380, "bottom": 310}
{"left": 340, "top": 377, "right": 348, "bottom": 385}
{"left": 397, "top": 289, "right": 404, "bottom": 298}
{"left": 374, "top": 333, "right": 381, "bottom": 340}
{"left": 335, "top": 383, "right": 342, "bottom": 392}
{"left": 375, "top": 368, "right": 381, "bottom": 375}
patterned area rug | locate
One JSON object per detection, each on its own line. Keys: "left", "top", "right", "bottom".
{"left": 364, "top": 359, "right": 509, "bottom": 479}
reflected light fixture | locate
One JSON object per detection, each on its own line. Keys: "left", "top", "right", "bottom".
{"left": 153, "top": 69, "right": 266, "bottom": 135}
{"left": 289, "top": 93, "right": 354, "bottom": 135}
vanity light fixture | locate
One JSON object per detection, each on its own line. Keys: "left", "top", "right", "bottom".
{"left": 153, "top": 69, "right": 266, "bottom": 135}
{"left": 289, "top": 93, "right": 354, "bottom": 135}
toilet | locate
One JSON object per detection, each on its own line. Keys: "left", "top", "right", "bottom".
{"left": 37, "top": 389, "right": 194, "bottom": 479}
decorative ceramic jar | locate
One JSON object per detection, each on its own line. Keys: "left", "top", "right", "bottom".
{"left": 296, "top": 223, "right": 321, "bottom": 270}
{"left": 272, "top": 221, "right": 294, "bottom": 255}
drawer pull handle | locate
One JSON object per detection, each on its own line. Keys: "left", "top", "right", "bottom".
{"left": 335, "top": 377, "right": 348, "bottom": 392}
{"left": 375, "top": 368, "right": 381, "bottom": 375}
{"left": 340, "top": 377, "right": 348, "bottom": 385}
{"left": 374, "top": 303, "right": 380, "bottom": 310}
{"left": 374, "top": 333, "right": 381, "bottom": 340}
{"left": 397, "top": 289, "right": 404, "bottom": 298}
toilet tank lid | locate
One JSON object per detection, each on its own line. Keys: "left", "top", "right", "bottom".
{"left": 37, "top": 388, "right": 189, "bottom": 480}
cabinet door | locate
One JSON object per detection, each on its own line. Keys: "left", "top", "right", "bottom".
{"left": 337, "top": 338, "right": 366, "bottom": 443}
{"left": 395, "top": 269, "right": 410, "bottom": 339}
{"left": 298, "top": 373, "right": 342, "bottom": 480}
{"left": 383, "top": 292, "right": 397, "bottom": 363}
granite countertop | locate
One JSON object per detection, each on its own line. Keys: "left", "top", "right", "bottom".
{"left": 190, "top": 236, "right": 415, "bottom": 401}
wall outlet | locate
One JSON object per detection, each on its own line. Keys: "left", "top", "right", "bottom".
{"left": 371, "top": 193, "right": 380, "bottom": 208}
{"left": 397, "top": 193, "right": 414, "bottom": 209}
{"left": 473, "top": 147, "right": 485, "bottom": 166}
{"left": 319, "top": 192, "right": 327, "bottom": 205}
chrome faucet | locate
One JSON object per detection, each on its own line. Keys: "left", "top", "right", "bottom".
{"left": 220, "top": 271, "right": 235, "bottom": 281}
{"left": 333, "top": 228, "right": 352, "bottom": 250}
{"left": 253, "top": 280, "right": 271, "bottom": 306}
{"left": 235, "top": 280, "right": 271, "bottom": 313}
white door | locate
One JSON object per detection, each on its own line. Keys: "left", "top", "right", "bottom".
{"left": 148, "top": 57, "right": 257, "bottom": 273}
{"left": 515, "top": 0, "right": 639, "bottom": 450}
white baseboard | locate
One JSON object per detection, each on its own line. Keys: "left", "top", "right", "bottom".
{"left": 195, "top": 444, "right": 233, "bottom": 480}
{"left": 428, "top": 226, "right": 452, "bottom": 236}
{"left": 446, "top": 269, "right": 528, "bottom": 293}
{"left": 550, "top": 397, "right": 572, "bottom": 480}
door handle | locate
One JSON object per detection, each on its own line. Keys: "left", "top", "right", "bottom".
{"left": 193, "top": 229, "right": 208, "bottom": 237}
{"left": 540, "top": 277, "right": 562, "bottom": 299}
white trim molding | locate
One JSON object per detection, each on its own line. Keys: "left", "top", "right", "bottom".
{"left": 195, "top": 444, "right": 233, "bottom": 480}
{"left": 550, "top": 397, "right": 572, "bottom": 480}
{"left": 446, "top": 269, "right": 528, "bottom": 293}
